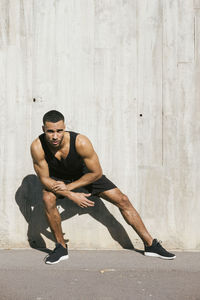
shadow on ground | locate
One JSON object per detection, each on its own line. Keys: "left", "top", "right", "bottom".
{"left": 15, "top": 175, "right": 143, "bottom": 254}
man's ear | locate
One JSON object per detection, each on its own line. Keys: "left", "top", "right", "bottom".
{"left": 42, "top": 125, "right": 45, "bottom": 133}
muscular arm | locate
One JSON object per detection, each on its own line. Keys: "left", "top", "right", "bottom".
{"left": 30, "top": 139, "right": 72, "bottom": 197}
{"left": 61, "top": 134, "right": 103, "bottom": 191}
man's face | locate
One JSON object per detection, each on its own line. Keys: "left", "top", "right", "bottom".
{"left": 43, "top": 120, "right": 66, "bottom": 148}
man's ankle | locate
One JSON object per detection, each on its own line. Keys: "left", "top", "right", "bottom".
{"left": 144, "top": 238, "right": 153, "bottom": 247}
{"left": 56, "top": 241, "right": 66, "bottom": 248}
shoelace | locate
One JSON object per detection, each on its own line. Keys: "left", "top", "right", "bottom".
{"left": 156, "top": 240, "right": 163, "bottom": 247}
{"left": 156, "top": 240, "right": 169, "bottom": 254}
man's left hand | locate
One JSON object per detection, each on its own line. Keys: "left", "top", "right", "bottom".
{"left": 52, "top": 181, "right": 68, "bottom": 192}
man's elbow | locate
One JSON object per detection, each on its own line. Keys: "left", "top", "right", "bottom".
{"left": 95, "top": 170, "right": 103, "bottom": 180}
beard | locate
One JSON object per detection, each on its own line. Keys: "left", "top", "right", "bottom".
{"left": 46, "top": 134, "right": 64, "bottom": 148}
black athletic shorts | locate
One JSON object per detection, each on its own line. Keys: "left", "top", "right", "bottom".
{"left": 51, "top": 175, "right": 117, "bottom": 197}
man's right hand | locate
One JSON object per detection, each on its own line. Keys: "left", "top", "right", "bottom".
{"left": 68, "top": 191, "right": 94, "bottom": 208}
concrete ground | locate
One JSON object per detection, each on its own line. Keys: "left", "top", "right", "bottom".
{"left": 0, "top": 249, "right": 199, "bottom": 300}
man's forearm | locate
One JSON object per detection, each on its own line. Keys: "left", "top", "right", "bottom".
{"left": 40, "top": 176, "right": 72, "bottom": 198}
{"left": 66, "top": 172, "right": 102, "bottom": 191}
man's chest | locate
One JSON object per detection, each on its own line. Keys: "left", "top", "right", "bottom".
{"left": 54, "top": 145, "right": 70, "bottom": 161}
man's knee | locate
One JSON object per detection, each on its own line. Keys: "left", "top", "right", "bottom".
{"left": 117, "top": 193, "right": 131, "bottom": 210}
{"left": 43, "top": 191, "right": 56, "bottom": 210}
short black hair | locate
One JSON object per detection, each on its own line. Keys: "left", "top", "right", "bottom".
{"left": 43, "top": 110, "right": 65, "bottom": 125}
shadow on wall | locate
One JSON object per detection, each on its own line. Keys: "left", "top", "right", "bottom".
{"left": 15, "top": 174, "right": 134, "bottom": 251}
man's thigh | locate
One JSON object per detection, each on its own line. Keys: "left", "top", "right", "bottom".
{"left": 99, "top": 188, "right": 124, "bottom": 205}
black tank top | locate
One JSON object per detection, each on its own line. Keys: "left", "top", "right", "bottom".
{"left": 39, "top": 131, "right": 86, "bottom": 180}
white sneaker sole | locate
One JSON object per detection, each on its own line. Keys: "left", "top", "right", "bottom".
{"left": 45, "top": 255, "right": 69, "bottom": 265}
{"left": 144, "top": 252, "right": 176, "bottom": 260}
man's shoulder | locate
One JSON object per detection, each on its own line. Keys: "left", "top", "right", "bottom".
{"left": 75, "top": 134, "right": 94, "bottom": 157}
{"left": 76, "top": 133, "right": 90, "bottom": 145}
{"left": 31, "top": 137, "right": 41, "bottom": 149}
{"left": 30, "top": 137, "right": 44, "bottom": 159}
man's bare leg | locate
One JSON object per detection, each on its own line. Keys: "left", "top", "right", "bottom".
{"left": 99, "top": 188, "right": 153, "bottom": 246}
{"left": 43, "top": 190, "right": 66, "bottom": 248}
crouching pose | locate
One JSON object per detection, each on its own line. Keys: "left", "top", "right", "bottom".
{"left": 31, "top": 110, "right": 176, "bottom": 264}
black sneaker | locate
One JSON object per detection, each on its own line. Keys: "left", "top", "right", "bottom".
{"left": 45, "top": 243, "right": 69, "bottom": 265}
{"left": 144, "top": 239, "right": 176, "bottom": 260}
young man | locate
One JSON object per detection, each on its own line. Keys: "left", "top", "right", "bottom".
{"left": 31, "top": 110, "right": 176, "bottom": 264}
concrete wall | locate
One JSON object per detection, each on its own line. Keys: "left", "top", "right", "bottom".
{"left": 0, "top": 0, "right": 200, "bottom": 250}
